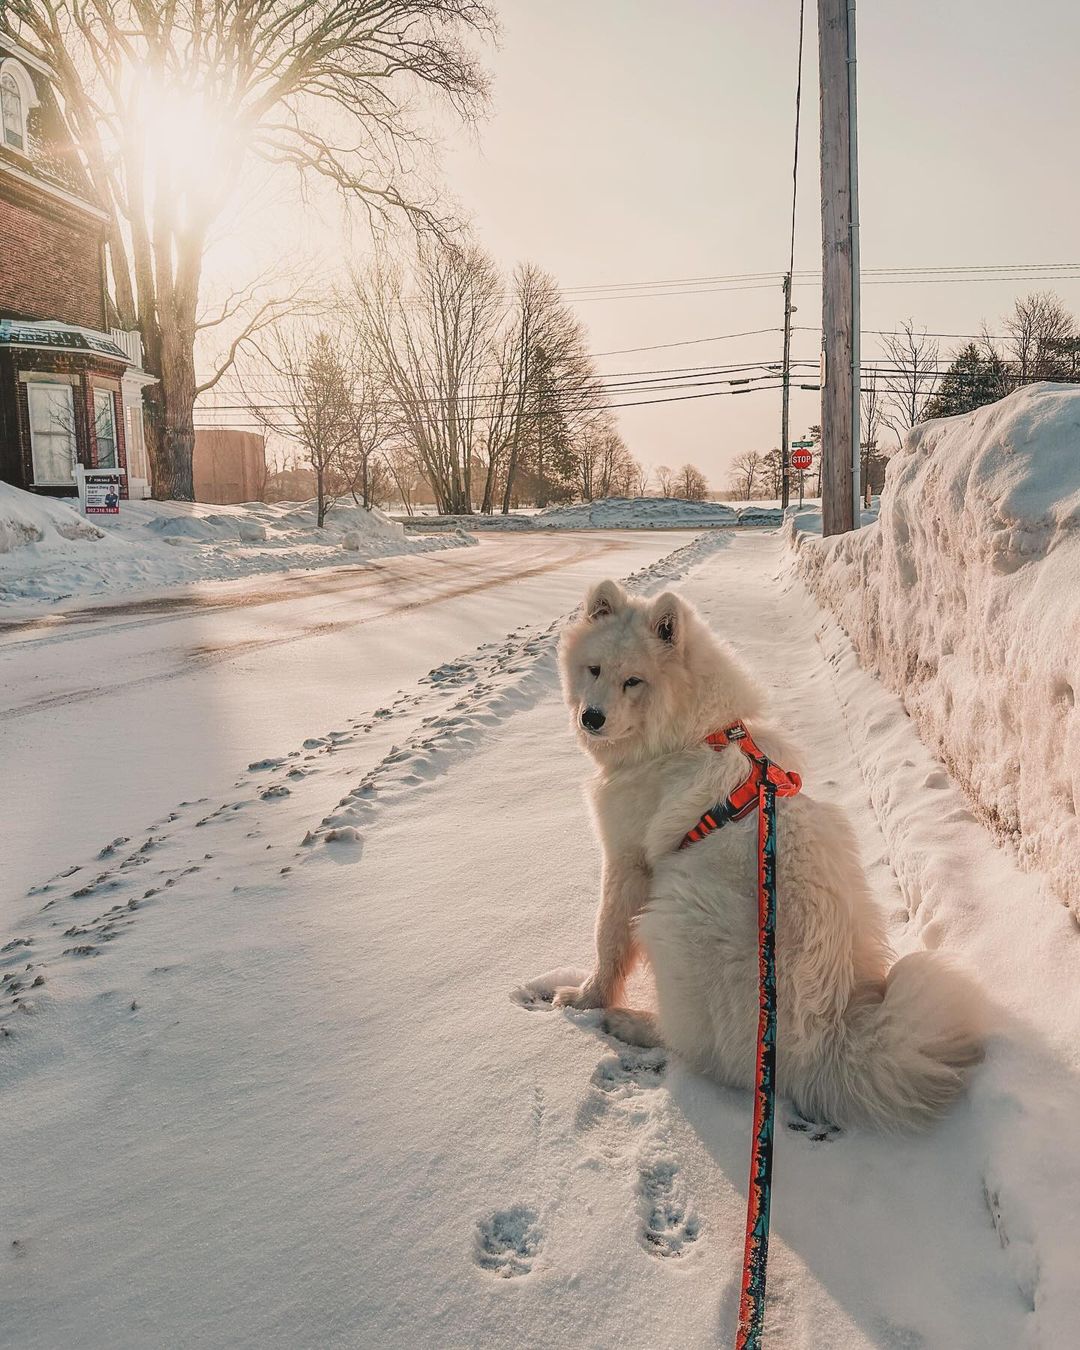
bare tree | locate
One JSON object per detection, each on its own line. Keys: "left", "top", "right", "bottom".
{"left": 860, "top": 366, "right": 884, "bottom": 506}
{"left": 675, "top": 463, "right": 709, "bottom": 501}
{"left": 654, "top": 464, "right": 676, "bottom": 498}
{"left": 880, "top": 321, "right": 940, "bottom": 444}
{"left": 628, "top": 461, "right": 651, "bottom": 498}
{"left": 575, "top": 422, "right": 634, "bottom": 500}
{"left": 383, "top": 443, "right": 425, "bottom": 515}
{"left": 727, "top": 451, "right": 763, "bottom": 502}
{"left": 474, "top": 325, "right": 520, "bottom": 514}
{"left": 355, "top": 246, "right": 610, "bottom": 513}
{"left": 4, "top": 1, "right": 493, "bottom": 499}
{"left": 349, "top": 354, "right": 396, "bottom": 510}
{"left": 359, "top": 244, "right": 502, "bottom": 514}
{"left": 1001, "top": 291, "right": 1078, "bottom": 384}
{"left": 246, "top": 327, "right": 356, "bottom": 527}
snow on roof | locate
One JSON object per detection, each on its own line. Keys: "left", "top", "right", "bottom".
{"left": 0, "top": 320, "right": 130, "bottom": 362}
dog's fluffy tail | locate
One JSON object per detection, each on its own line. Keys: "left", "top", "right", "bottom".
{"left": 799, "top": 953, "right": 986, "bottom": 1130}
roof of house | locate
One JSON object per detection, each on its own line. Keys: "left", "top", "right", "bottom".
{"left": 0, "top": 37, "right": 102, "bottom": 210}
{"left": 0, "top": 319, "right": 130, "bottom": 363}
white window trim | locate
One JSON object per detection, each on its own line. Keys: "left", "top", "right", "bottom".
{"left": 93, "top": 386, "right": 119, "bottom": 469}
{"left": 0, "top": 57, "right": 37, "bottom": 159}
{"left": 25, "top": 379, "right": 78, "bottom": 487}
{"left": 18, "top": 370, "right": 80, "bottom": 386}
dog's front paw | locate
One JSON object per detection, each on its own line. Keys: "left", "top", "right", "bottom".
{"left": 553, "top": 981, "right": 604, "bottom": 1010}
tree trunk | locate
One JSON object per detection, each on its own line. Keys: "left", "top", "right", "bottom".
{"left": 152, "top": 327, "right": 197, "bottom": 500}
{"left": 316, "top": 465, "right": 327, "bottom": 528}
{"left": 480, "top": 458, "right": 497, "bottom": 514}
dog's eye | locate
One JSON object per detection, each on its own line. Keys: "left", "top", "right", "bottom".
{"left": 624, "top": 676, "right": 643, "bottom": 689}
{"left": 588, "top": 665, "right": 601, "bottom": 678}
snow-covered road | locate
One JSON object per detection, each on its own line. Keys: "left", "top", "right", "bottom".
{"left": 3, "top": 529, "right": 1077, "bottom": 1349}
{"left": 0, "top": 531, "right": 694, "bottom": 901}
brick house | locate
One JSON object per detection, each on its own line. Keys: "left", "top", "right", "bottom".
{"left": 0, "top": 37, "right": 155, "bottom": 498}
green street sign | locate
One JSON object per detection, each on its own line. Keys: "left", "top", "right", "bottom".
{"left": 790, "top": 439, "right": 814, "bottom": 449}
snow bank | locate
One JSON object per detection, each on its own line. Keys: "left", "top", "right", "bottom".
{"left": 402, "top": 496, "right": 782, "bottom": 532}
{"left": 0, "top": 489, "right": 473, "bottom": 610}
{"left": 791, "top": 382, "right": 1080, "bottom": 917}
{"left": 0, "top": 481, "right": 103, "bottom": 553}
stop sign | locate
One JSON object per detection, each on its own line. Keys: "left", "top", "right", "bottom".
{"left": 791, "top": 448, "right": 813, "bottom": 471}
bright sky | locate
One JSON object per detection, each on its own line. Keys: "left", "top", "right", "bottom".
{"left": 437, "top": 0, "right": 1080, "bottom": 488}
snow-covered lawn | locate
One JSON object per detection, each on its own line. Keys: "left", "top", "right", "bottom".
{"left": 0, "top": 483, "right": 473, "bottom": 612}
{"left": 3, "top": 527, "right": 1077, "bottom": 1348}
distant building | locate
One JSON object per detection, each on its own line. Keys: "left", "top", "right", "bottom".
{"left": 193, "top": 429, "right": 266, "bottom": 504}
{"left": 0, "top": 37, "right": 155, "bottom": 498}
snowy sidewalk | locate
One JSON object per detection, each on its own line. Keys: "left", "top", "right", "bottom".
{"left": 2, "top": 530, "right": 1077, "bottom": 1349}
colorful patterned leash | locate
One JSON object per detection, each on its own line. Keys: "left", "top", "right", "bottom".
{"left": 678, "top": 721, "right": 799, "bottom": 1347}
{"left": 734, "top": 777, "right": 779, "bottom": 1350}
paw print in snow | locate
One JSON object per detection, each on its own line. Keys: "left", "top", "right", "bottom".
{"left": 474, "top": 1206, "right": 542, "bottom": 1278}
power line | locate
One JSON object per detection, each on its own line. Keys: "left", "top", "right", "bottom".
{"left": 561, "top": 261, "right": 1080, "bottom": 296}
{"left": 591, "top": 327, "right": 785, "bottom": 357}
{"left": 213, "top": 357, "right": 800, "bottom": 392}
{"left": 564, "top": 271, "right": 1080, "bottom": 303}
{"left": 194, "top": 379, "right": 791, "bottom": 430}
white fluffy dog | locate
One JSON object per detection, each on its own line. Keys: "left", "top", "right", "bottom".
{"left": 554, "top": 579, "right": 984, "bottom": 1129}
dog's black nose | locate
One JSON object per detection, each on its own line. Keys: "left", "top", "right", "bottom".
{"left": 581, "top": 706, "right": 606, "bottom": 731}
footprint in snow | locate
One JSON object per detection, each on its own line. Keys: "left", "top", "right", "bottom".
{"left": 787, "top": 1106, "right": 842, "bottom": 1142}
{"left": 592, "top": 1047, "right": 668, "bottom": 1094}
{"left": 474, "top": 1206, "right": 542, "bottom": 1278}
{"left": 638, "top": 1158, "right": 700, "bottom": 1259}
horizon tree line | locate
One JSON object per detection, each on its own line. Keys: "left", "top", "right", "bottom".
{"left": 242, "top": 238, "right": 712, "bottom": 519}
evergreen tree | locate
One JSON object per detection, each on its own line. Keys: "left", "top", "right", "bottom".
{"left": 923, "top": 343, "right": 1009, "bottom": 420}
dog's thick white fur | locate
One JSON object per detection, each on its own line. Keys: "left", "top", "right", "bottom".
{"left": 555, "top": 579, "right": 984, "bottom": 1130}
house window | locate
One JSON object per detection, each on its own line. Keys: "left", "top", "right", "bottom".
{"left": 0, "top": 60, "right": 34, "bottom": 154}
{"left": 1, "top": 71, "right": 24, "bottom": 152}
{"left": 27, "top": 382, "right": 77, "bottom": 485}
{"left": 93, "top": 388, "right": 118, "bottom": 468}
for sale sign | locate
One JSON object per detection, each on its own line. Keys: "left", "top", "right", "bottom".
{"left": 84, "top": 474, "right": 122, "bottom": 514}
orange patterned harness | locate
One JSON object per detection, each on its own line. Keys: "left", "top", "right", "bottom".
{"left": 680, "top": 722, "right": 802, "bottom": 849}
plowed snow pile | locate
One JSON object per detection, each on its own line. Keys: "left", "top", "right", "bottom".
{"left": 791, "top": 382, "right": 1080, "bottom": 916}
{"left": 0, "top": 482, "right": 104, "bottom": 553}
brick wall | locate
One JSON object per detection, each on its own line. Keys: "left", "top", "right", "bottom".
{"left": 0, "top": 187, "right": 106, "bottom": 330}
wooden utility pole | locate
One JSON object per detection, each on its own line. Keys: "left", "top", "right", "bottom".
{"left": 779, "top": 273, "right": 793, "bottom": 509}
{"left": 818, "top": 0, "right": 861, "bottom": 534}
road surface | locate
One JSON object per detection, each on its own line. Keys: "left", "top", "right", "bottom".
{"left": 1, "top": 531, "right": 696, "bottom": 903}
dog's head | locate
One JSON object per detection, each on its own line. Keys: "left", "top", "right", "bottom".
{"left": 558, "top": 580, "right": 688, "bottom": 758}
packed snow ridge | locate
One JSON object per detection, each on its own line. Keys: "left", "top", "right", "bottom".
{"left": 0, "top": 484, "right": 474, "bottom": 608}
{"left": 403, "top": 496, "right": 784, "bottom": 532}
{"left": 791, "top": 381, "right": 1080, "bottom": 919}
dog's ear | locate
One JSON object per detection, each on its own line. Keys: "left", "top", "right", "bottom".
{"left": 585, "top": 579, "right": 625, "bottom": 621}
{"left": 649, "top": 591, "right": 683, "bottom": 646}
